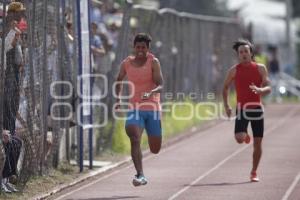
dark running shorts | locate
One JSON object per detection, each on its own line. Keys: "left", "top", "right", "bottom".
{"left": 234, "top": 106, "right": 264, "bottom": 138}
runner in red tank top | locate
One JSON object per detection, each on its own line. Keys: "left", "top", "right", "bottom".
{"left": 115, "top": 33, "right": 164, "bottom": 186}
{"left": 222, "top": 39, "right": 271, "bottom": 182}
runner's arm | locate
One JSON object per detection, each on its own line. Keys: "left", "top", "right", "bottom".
{"left": 151, "top": 58, "right": 164, "bottom": 94}
{"left": 222, "top": 66, "right": 236, "bottom": 117}
{"left": 115, "top": 62, "right": 126, "bottom": 102}
{"left": 249, "top": 64, "right": 271, "bottom": 96}
{"left": 223, "top": 66, "right": 236, "bottom": 108}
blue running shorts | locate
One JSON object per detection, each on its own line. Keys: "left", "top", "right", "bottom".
{"left": 125, "top": 110, "right": 162, "bottom": 137}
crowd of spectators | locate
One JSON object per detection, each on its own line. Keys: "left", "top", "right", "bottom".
{"left": 0, "top": 0, "right": 124, "bottom": 193}
{"left": 88, "top": 0, "right": 122, "bottom": 75}
{"left": 0, "top": 1, "right": 27, "bottom": 193}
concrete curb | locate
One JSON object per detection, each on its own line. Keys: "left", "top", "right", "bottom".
{"left": 33, "top": 157, "right": 131, "bottom": 200}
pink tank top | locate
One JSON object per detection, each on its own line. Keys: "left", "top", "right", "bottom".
{"left": 123, "top": 53, "right": 161, "bottom": 111}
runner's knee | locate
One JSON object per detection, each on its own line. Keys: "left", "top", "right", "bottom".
{"left": 253, "top": 142, "right": 262, "bottom": 151}
{"left": 235, "top": 138, "right": 244, "bottom": 144}
{"left": 126, "top": 126, "right": 142, "bottom": 145}
{"left": 148, "top": 136, "right": 161, "bottom": 154}
{"left": 150, "top": 146, "right": 160, "bottom": 154}
{"left": 130, "top": 135, "right": 141, "bottom": 146}
{"left": 253, "top": 137, "right": 263, "bottom": 147}
{"left": 235, "top": 136, "right": 244, "bottom": 144}
{"left": 235, "top": 133, "right": 246, "bottom": 144}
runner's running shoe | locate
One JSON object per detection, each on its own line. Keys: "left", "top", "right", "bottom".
{"left": 132, "top": 174, "right": 148, "bottom": 186}
{"left": 250, "top": 171, "right": 259, "bottom": 182}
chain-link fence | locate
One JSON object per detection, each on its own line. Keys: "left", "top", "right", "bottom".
{"left": 0, "top": 0, "right": 241, "bottom": 191}
{"left": 116, "top": 4, "right": 241, "bottom": 98}
{"left": 0, "top": 0, "right": 77, "bottom": 190}
{"left": 97, "top": 3, "right": 242, "bottom": 157}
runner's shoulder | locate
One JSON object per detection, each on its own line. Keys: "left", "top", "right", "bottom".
{"left": 152, "top": 57, "right": 160, "bottom": 65}
{"left": 256, "top": 62, "right": 266, "bottom": 67}
{"left": 124, "top": 55, "right": 134, "bottom": 62}
{"left": 256, "top": 63, "right": 268, "bottom": 72}
{"left": 121, "top": 56, "right": 133, "bottom": 66}
{"left": 149, "top": 53, "right": 160, "bottom": 65}
{"left": 228, "top": 64, "right": 237, "bottom": 74}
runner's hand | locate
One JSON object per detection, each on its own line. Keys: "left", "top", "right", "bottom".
{"left": 225, "top": 106, "right": 232, "bottom": 118}
{"left": 249, "top": 83, "right": 262, "bottom": 94}
{"left": 141, "top": 92, "right": 151, "bottom": 100}
{"left": 114, "top": 99, "right": 121, "bottom": 110}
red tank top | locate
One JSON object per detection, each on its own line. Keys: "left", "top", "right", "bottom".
{"left": 235, "top": 62, "right": 262, "bottom": 109}
{"left": 123, "top": 53, "right": 161, "bottom": 111}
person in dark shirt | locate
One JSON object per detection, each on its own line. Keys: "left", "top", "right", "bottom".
{"left": 268, "top": 46, "right": 281, "bottom": 102}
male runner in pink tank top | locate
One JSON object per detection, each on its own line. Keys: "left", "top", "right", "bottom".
{"left": 115, "top": 33, "right": 163, "bottom": 186}
{"left": 223, "top": 39, "right": 271, "bottom": 182}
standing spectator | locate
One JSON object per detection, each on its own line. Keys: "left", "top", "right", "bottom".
{"left": 268, "top": 46, "right": 281, "bottom": 102}
{"left": 66, "top": 21, "right": 74, "bottom": 56}
{"left": 3, "top": 2, "right": 26, "bottom": 135}
{"left": 90, "top": 22, "right": 106, "bottom": 111}
{"left": 90, "top": 22, "right": 105, "bottom": 73}
{"left": 106, "top": 22, "right": 119, "bottom": 50}
{"left": 90, "top": 0, "right": 103, "bottom": 25}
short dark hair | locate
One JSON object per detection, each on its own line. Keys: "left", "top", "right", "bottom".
{"left": 232, "top": 39, "right": 253, "bottom": 53}
{"left": 133, "top": 33, "right": 152, "bottom": 48}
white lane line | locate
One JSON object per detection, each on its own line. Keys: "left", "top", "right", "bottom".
{"left": 54, "top": 122, "right": 226, "bottom": 200}
{"left": 168, "top": 108, "right": 298, "bottom": 200}
{"left": 281, "top": 171, "right": 300, "bottom": 200}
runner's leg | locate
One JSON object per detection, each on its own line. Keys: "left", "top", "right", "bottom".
{"left": 126, "top": 125, "right": 144, "bottom": 175}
